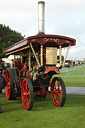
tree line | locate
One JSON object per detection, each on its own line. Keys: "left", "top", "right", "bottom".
{"left": 0, "top": 24, "right": 24, "bottom": 58}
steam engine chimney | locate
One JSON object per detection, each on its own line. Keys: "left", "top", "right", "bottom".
{"left": 38, "top": 1, "right": 45, "bottom": 34}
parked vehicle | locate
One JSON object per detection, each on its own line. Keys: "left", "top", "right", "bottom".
{"left": 65, "top": 60, "right": 72, "bottom": 67}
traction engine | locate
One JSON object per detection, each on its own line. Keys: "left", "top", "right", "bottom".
{"left": 3, "top": 1, "right": 76, "bottom": 110}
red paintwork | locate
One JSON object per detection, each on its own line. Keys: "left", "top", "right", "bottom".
{"left": 5, "top": 70, "right": 10, "bottom": 99}
{"left": 3, "top": 34, "right": 76, "bottom": 54}
{"left": 45, "top": 67, "right": 59, "bottom": 74}
{"left": 14, "top": 61, "right": 23, "bottom": 68}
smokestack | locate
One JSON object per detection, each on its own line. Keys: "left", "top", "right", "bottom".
{"left": 38, "top": 1, "right": 45, "bottom": 34}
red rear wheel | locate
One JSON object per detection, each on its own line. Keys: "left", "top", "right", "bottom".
{"left": 51, "top": 77, "right": 66, "bottom": 107}
{"left": 21, "top": 78, "right": 34, "bottom": 110}
{"left": 5, "top": 69, "right": 11, "bottom": 99}
{"left": 5, "top": 68, "right": 17, "bottom": 100}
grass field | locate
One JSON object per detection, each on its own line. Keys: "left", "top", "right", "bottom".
{"left": 56, "top": 66, "right": 85, "bottom": 87}
{"left": 0, "top": 94, "right": 85, "bottom": 128}
{"left": 0, "top": 66, "right": 85, "bottom": 128}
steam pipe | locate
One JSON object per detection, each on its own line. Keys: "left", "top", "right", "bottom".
{"left": 38, "top": 1, "right": 45, "bottom": 34}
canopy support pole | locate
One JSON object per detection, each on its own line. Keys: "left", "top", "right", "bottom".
{"left": 63, "top": 45, "right": 71, "bottom": 66}
{"left": 59, "top": 46, "right": 62, "bottom": 66}
{"left": 30, "top": 43, "right": 41, "bottom": 67}
{"left": 41, "top": 45, "right": 43, "bottom": 66}
{"left": 29, "top": 49, "right": 31, "bottom": 71}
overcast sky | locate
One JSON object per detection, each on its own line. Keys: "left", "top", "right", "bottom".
{"left": 0, "top": 0, "right": 85, "bottom": 61}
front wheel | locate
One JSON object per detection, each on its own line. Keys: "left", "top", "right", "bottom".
{"left": 21, "top": 78, "right": 34, "bottom": 110}
{"left": 51, "top": 77, "right": 66, "bottom": 107}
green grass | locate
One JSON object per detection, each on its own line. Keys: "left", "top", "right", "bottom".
{"left": 0, "top": 67, "right": 85, "bottom": 128}
{"left": 0, "top": 94, "right": 85, "bottom": 128}
{"left": 55, "top": 67, "right": 85, "bottom": 87}
{"left": 60, "top": 67, "right": 85, "bottom": 77}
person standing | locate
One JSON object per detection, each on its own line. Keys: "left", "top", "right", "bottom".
{"left": 0, "top": 104, "right": 2, "bottom": 113}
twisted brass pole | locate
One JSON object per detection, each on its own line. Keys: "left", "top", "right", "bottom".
{"left": 63, "top": 45, "right": 71, "bottom": 66}
{"left": 59, "top": 46, "right": 62, "bottom": 66}
{"left": 29, "top": 49, "right": 31, "bottom": 71}
{"left": 41, "top": 45, "right": 43, "bottom": 66}
{"left": 30, "top": 43, "right": 41, "bottom": 67}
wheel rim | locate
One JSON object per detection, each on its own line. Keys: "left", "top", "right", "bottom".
{"left": 21, "top": 80, "right": 30, "bottom": 110}
{"left": 5, "top": 70, "right": 11, "bottom": 99}
{"left": 51, "top": 78, "right": 63, "bottom": 106}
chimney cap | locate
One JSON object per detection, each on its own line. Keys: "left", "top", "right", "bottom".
{"left": 38, "top": 1, "right": 45, "bottom": 3}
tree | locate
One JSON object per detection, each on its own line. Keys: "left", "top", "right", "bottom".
{"left": 0, "top": 24, "right": 24, "bottom": 57}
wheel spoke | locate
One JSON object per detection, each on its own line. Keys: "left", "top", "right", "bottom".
{"left": 23, "top": 90, "right": 30, "bottom": 97}
{"left": 54, "top": 86, "right": 56, "bottom": 90}
{"left": 7, "top": 85, "right": 10, "bottom": 90}
{"left": 26, "top": 83, "right": 28, "bottom": 90}
{"left": 56, "top": 95, "right": 58, "bottom": 102}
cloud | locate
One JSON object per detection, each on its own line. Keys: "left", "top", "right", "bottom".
{"left": 68, "top": 46, "right": 85, "bottom": 61}
{"left": 0, "top": 0, "right": 85, "bottom": 60}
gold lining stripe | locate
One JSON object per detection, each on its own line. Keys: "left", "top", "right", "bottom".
{"left": 6, "top": 46, "right": 29, "bottom": 55}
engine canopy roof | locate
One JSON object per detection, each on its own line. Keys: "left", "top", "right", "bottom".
{"left": 3, "top": 34, "right": 76, "bottom": 55}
